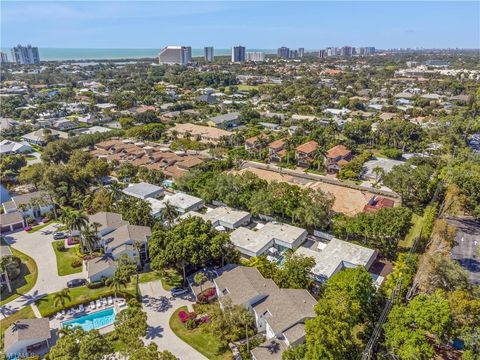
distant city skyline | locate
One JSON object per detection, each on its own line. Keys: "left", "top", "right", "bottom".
{"left": 1, "top": 1, "right": 478, "bottom": 49}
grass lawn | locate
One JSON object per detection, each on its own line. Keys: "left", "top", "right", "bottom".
{"left": 169, "top": 306, "right": 231, "bottom": 360}
{"left": 51, "top": 240, "right": 82, "bottom": 276}
{"left": 399, "top": 213, "right": 424, "bottom": 250}
{"left": 237, "top": 84, "right": 258, "bottom": 91}
{"left": 36, "top": 283, "right": 137, "bottom": 318}
{"left": 0, "top": 248, "right": 38, "bottom": 306}
{"left": 138, "top": 271, "right": 175, "bottom": 291}
{"left": 0, "top": 305, "right": 36, "bottom": 351}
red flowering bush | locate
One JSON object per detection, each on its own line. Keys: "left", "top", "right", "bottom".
{"left": 197, "top": 287, "right": 217, "bottom": 304}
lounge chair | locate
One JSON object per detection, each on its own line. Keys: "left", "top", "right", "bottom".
{"left": 107, "top": 296, "right": 113, "bottom": 305}
{"left": 96, "top": 299, "right": 102, "bottom": 308}
{"left": 117, "top": 298, "right": 126, "bottom": 307}
{"left": 90, "top": 301, "right": 96, "bottom": 310}
{"left": 79, "top": 304, "right": 84, "bottom": 312}
{"left": 61, "top": 310, "right": 66, "bottom": 315}
{"left": 102, "top": 298, "right": 107, "bottom": 306}
{"left": 67, "top": 308, "right": 73, "bottom": 315}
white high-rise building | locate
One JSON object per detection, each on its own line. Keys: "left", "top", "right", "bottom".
{"left": 0, "top": 52, "right": 9, "bottom": 64}
{"left": 231, "top": 46, "right": 246, "bottom": 62}
{"left": 11, "top": 44, "right": 40, "bottom": 64}
{"left": 298, "top": 48, "right": 305, "bottom": 58}
{"left": 204, "top": 47, "right": 214, "bottom": 62}
{"left": 159, "top": 46, "right": 192, "bottom": 65}
{"left": 246, "top": 52, "right": 265, "bottom": 62}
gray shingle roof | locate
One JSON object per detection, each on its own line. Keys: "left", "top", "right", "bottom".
{"left": 0, "top": 211, "right": 24, "bottom": 226}
{"left": 4, "top": 318, "right": 51, "bottom": 353}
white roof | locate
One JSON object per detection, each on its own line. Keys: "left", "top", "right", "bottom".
{"left": 0, "top": 140, "right": 31, "bottom": 154}
{"left": 181, "top": 206, "right": 250, "bottom": 228}
{"left": 363, "top": 158, "right": 405, "bottom": 178}
{"left": 122, "top": 182, "right": 163, "bottom": 199}
{"left": 147, "top": 192, "right": 203, "bottom": 214}
{"left": 294, "top": 238, "right": 377, "bottom": 280}
{"left": 230, "top": 222, "right": 307, "bottom": 257}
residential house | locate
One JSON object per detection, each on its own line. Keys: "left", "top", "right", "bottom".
{"left": 295, "top": 140, "right": 319, "bottom": 167}
{"left": 181, "top": 206, "right": 251, "bottom": 230}
{"left": 83, "top": 212, "right": 151, "bottom": 282}
{"left": 245, "top": 134, "right": 268, "bottom": 153}
{"left": 294, "top": 238, "right": 377, "bottom": 283}
{"left": 230, "top": 222, "right": 307, "bottom": 258}
{"left": 195, "top": 94, "right": 218, "bottom": 104}
{"left": 0, "top": 211, "right": 26, "bottom": 233}
{"left": 362, "top": 157, "right": 405, "bottom": 181}
{"left": 53, "top": 118, "right": 77, "bottom": 131}
{"left": 122, "top": 182, "right": 164, "bottom": 200}
{"left": 2, "top": 191, "right": 54, "bottom": 218}
{"left": 147, "top": 192, "right": 204, "bottom": 217}
{"left": 325, "top": 145, "right": 353, "bottom": 174}
{"left": 268, "top": 139, "right": 286, "bottom": 162}
{"left": 208, "top": 112, "right": 240, "bottom": 129}
{"left": 22, "top": 129, "right": 68, "bottom": 146}
{"left": 214, "top": 265, "right": 316, "bottom": 360}
{"left": 0, "top": 140, "right": 32, "bottom": 156}
{"left": 3, "top": 318, "right": 52, "bottom": 357}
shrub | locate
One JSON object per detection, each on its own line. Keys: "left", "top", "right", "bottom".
{"left": 185, "top": 318, "right": 197, "bottom": 330}
{"left": 55, "top": 242, "right": 66, "bottom": 252}
{"left": 87, "top": 281, "right": 104, "bottom": 289}
{"left": 197, "top": 287, "right": 217, "bottom": 304}
{"left": 71, "top": 258, "right": 82, "bottom": 268}
{"left": 178, "top": 310, "right": 196, "bottom": 323}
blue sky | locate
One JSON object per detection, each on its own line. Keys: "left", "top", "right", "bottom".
{"left": 1, "top": 1, "right": 479, "bottom": 49}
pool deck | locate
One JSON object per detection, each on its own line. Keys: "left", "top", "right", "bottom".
{"left": 49, "top": 299, "right": 127, "bottom": 332}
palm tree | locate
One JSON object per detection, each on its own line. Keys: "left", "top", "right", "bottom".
{"left": 107, "top": 182, "right": 123, "bottom": 204}
{"left": 159, "top": 201, "right": 178, "bottom": 228}
{"left": 171, "top": 129, "right": 179, "bottom": 141}
{"left": 194, "top": 272, "right": 208, "bottom": 293}
{"left": 0, "top": 255, "right": 17, "bottom": 293}
{"left": 313, "top": 146, "right": 327, "bottom": 171}
{"left": 239, "top": 310, "right": 254, "bottom": 355}
{"left": 108, "top": 275, "right": 128, "bottom": 300}
{"left": 133, "top": 241, "right": 143, "bottom": 297}
{"left": 53, "top": 288, "right": 71, "bottom": 309}
{"left": 284, "top": 138, "right": 292, "bottom": 164}
{"left": 60, "top": 209, "right": 74, "bottom": 236}
{"left": 81, "top": 225, "right": 100, "bottom": 256}
{"left": 70, "top": 210, "right": 88, "bottom": 235}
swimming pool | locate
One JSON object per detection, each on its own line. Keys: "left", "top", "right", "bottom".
{"left": 61, "top": 307, "right": 116, "bottom": 331}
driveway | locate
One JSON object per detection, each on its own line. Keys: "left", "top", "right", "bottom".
{"left": 1, "top": 223, "right": 81, "bottom": 319}
{"left": 139, "top": 281, "right": 208, "bottom": 360}
{"left": 447, "top": 217, "right": 480, "bottom": 284}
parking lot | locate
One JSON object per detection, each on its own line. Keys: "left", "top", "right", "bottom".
{"left": 448, "top": 217, "right": 480, "bottom": 285}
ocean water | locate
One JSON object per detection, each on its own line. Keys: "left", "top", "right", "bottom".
{"left": 1, "top": 48, "right": 276, "bottom": 61}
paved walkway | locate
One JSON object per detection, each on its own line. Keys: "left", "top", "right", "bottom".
{"left": 1, "top": 223, "right": 81, "bottom": 319}
{"left": 139, "top": 281, "right": 208, "bottom": 360}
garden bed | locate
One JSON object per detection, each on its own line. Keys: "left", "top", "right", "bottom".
{"left": 169, "top": 306, "right": 231, "bottom": 360}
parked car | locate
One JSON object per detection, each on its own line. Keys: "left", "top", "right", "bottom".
{"left": 171, "top": 287, "right": 188, "bottom": 297}
{"left": 67, "top": 279, "right": 86, "bottom": 288}
{"left": 53, "top": 232, "right": 67, "bottom": 240}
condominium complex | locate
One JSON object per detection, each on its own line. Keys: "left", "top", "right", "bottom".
{"left": 11, "top": 44, "right": 40, "bottom": 64}
{"left": 321, "top": 46, "right": 375, "bottom": 58}
{"left": 231, "top": 45, "right": 246, "bottom": 62}
{"left": 159, "top": 45, "right": 192, "bottom": 65}
{"left": 246, "top": 52, "right": 265, "bottom": 62}
{"left": 0, "top": 52, "right": 9, "bottom": 64}
{"left": 204, "top": 46, "right": 214, "bottom": 62}
{"left": 277, "top": 46, "right": 303, "bottom": 59}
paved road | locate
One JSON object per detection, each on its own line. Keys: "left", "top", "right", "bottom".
{"left": 448, "top": 217, "right": 480, "bottom": 285}
{"left": 139, "top": 281, "right": 208, "bottom": 360}
{"left": 1, "top": 223, "right": 81, "bottom": 319}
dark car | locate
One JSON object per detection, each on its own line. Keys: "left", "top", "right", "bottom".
{"left": 53, "top": 232, "right": 67, "bottom": 240}
{"left": 171, "top": 287, "right": 188, "bottom": 297}
{"left": 67, "top": 279, "right": 86, "bottom": 288}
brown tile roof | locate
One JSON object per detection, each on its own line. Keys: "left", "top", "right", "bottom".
{"left": 295, "top": 140, "right": 318, "bottom": 154}
{"left": 162, "top": 166, "right": 188, "bottom": 179}
{"left": 326, "top": 145, "right": 351, "bottom": 159}
{"left": 268, "top": 139, "right": 285, "bottom": 150}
